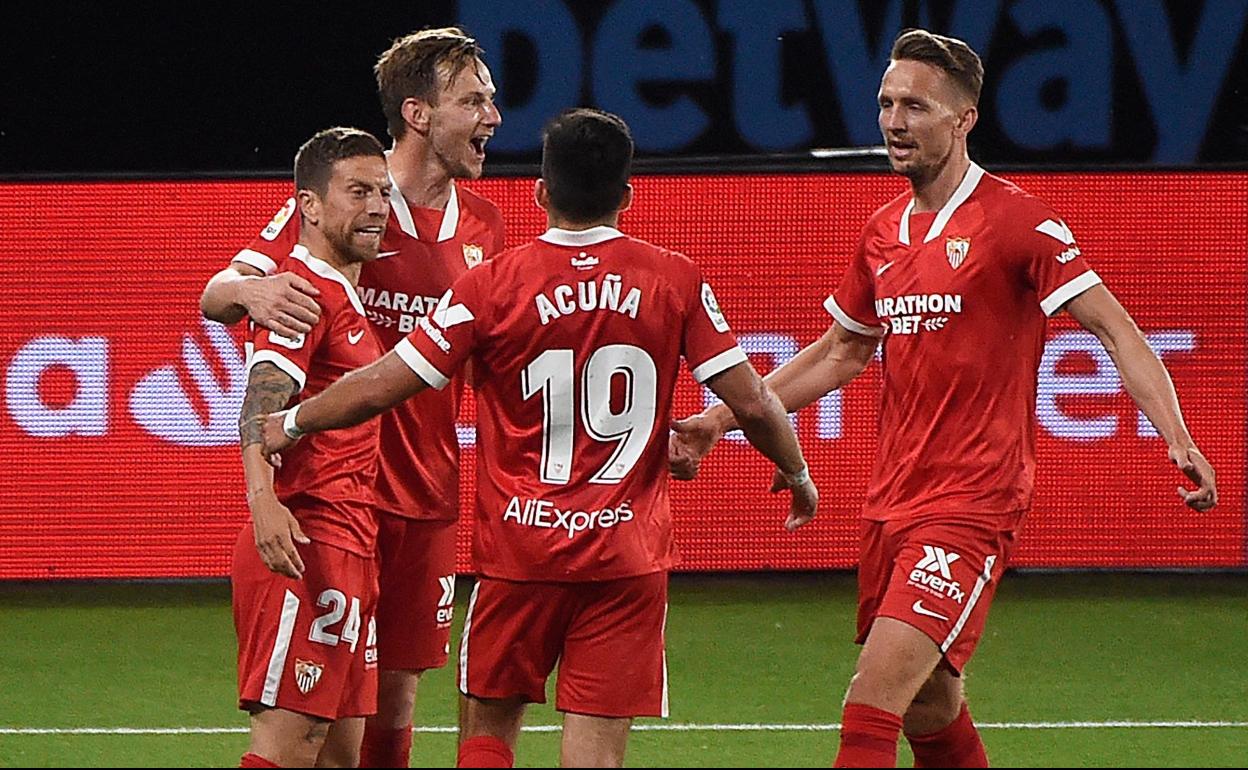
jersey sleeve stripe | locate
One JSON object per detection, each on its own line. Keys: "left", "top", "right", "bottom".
{"left": 233, "top": 248, "right": 278, "bottom": 274}
{"left": 690, "top": 346, "right": 748, "bottom": 384}
{"left": 1040, "top": 270, "right": 1102, "bottom": 316}
{"left": 247, "top": 350, "right": 307, "bottom": 392}
{"left": 823, "top": 295, "right": 885, "bottom": 337}
{"left": 394, "top": 338, "right": 451, "bottom": 390}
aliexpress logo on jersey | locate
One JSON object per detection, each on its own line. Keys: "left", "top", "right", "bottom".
{"left": 501, "top": 495, "right": 635, "bottom": 539}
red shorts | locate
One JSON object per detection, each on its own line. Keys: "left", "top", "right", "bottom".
{"left": 373, "top": 514, "right": 458, "bottom": 671}
{"left": 458, "top": 572, "right": 669, "bottom": 718}
{"left": 857, "top": 512, "right": 1025, "bottom": 673}
{"left": 232, "top": 525, "right": 379, "bottom": 720}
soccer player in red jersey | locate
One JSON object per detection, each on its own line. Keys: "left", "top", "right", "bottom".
{"left": 256, "top": 108, "right": 820, "bottom": 768}
{"left": 233, "top": 127, "right": 389, "bottom": 768}
{"left": 669, "top": 29, "right": 1217, "bottom": 768}
{"left": 203, "top": 29, "right": 505, "bottom": 767}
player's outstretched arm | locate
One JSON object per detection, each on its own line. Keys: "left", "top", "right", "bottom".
{"left": 239, "top": 362, "right": 308, "bottom": 578}
{"left": 261, "top": 350, "right": 430, "bottom": 457}
{"left": 201, "top": 262, "right": 322, "bottom": 337}
{"left": 669, "top": 322, "right": 877, "bottom": 480}
{"left": 1065, "top": 284, "right": 1216, "bottom": 511}
{"left": 703, "top": 361, "right": 818, "bottom": 531}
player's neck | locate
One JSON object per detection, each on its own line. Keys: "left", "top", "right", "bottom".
{"left": 299, "top": 235, "right": 363, "bottom": 286}
{"left": 387, "top": 141, "right": 454, "bottom": 210}
{"left": 909, "top": 152, "right": 971, "bottom": 213}
{"left": 546, "top": 213, "right": 621, "bottom": 232}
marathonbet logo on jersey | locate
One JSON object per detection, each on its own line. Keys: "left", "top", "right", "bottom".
{"left": 874, "top": 292, "right": 963, "bottom": 336}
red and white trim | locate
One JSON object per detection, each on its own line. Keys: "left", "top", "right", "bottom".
{"left": 394, "top": 337, "right": 451, "bottom": 390}
{"left": 1040, "top": 271, "right": 1102, "bottom": 316}
{"left": 823, "top": 296, "right": 885, "bottom": 337}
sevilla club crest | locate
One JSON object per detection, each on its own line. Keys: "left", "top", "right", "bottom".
{"left": 946, "top": 236, "right": 970, "bottom": 270}
{"left": 463, "top": 244, "right": 484, "bottom": 268}
{"left": 294, "top": 659, "right": 324, "bottom": 694}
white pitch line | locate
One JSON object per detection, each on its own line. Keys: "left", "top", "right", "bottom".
{"left": 2, "top": 720, "right": 1246, "bottom": 736}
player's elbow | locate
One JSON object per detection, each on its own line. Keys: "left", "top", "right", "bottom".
{"left": 726, "top": 381, "right": 775, "bottom": 431}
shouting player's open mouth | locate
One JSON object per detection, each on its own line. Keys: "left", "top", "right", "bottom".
{"left": 470, "top": 134, "right": 490, "bottom": 161}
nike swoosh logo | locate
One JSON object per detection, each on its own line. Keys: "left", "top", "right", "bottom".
{"left": 376, "top": 250, "right": 401, "bottom": 258}
{"left": 347, "top": 329, "right": 365, "bottom": 344}
{"left": 876, "top": 260, "right": 895, "bottom": 277}
{"left": 912, "top": 600, "right": 949, "bottom": 622}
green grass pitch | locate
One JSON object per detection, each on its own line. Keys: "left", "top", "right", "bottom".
{"left": 1, "top": 572, "right": 1245, "bottom": 767}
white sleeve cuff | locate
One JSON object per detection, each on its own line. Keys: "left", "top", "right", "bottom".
{"left": 690, "top": 346, "right": 748, "bottom": 383}
{"left": 247, "top": 350, "right": 306, "bottom": 392}
{"left": 1040, "top": 271, "right": 1102, "bottom": 316}
{"left": 394, "top": 337, "right": 451, "bottom": 390}
{"left": 823, "top": 295, "right": 885, "bottom": 337}
{"left": 233, "top": 249, "right": 278, "bottom": 274}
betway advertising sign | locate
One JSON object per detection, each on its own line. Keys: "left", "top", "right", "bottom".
{"left": 464, "top": 0, "right": 1248, "bottom": 163}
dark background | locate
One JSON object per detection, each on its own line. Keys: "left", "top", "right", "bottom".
{"left": 2, "top": 0, "right": 1245, "bottom": 175}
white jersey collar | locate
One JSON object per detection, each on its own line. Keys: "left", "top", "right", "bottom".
{"left": 538, "top": 226, "right": 625, "bottom": 246}
{"left": 388, "top": 172, "right": 460, "bottom": 243}
{"left": 898, "top": 162, "right": 986, "bottom": 245}
{"left": 289, "top": 245, "right": 366, "bottom": 316}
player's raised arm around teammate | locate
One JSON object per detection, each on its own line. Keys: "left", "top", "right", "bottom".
{"left": 201, "top": 260, "right": 323, "bottom": 338}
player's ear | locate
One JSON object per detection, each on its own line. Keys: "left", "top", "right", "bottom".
{"left": 618, "top": 184, "right": 633, "bottom": 214}
{"left": 402, "top": 97, "right": 433, "bottom": 136}
{"left": 534, "top": 178, "right": 551, "bottom": 213}
{"left": 297, "top": 189, "right": 321, "bottom": 226}
{"left": 955, "top": 105, "right": 978, "bottom": 137}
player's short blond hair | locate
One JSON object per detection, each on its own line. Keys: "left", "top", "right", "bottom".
{"left": 374, "top": 27, "right": 484, "bottom": 140}
{"left": 891, "top": 29, "right": 983, "bottom": 105}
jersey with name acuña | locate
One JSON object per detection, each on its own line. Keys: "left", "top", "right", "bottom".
{"left": 246, "top": 246, "right": 385, "bottom": 557}
{"left": 234, "top": 180, "right": 505, "bottom": 521}
{"left": 395, "top": 226, "right": 748, "bottom": 582}
{"left": 827, "top": 164, "right": 1101, "bottom": 521}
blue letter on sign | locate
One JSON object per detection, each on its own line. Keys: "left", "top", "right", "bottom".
{"left": 592, "top": 0, "right": 715, "bottom": 151}
{"left": 461, "top": 0, "right": 582, "bottom": 153}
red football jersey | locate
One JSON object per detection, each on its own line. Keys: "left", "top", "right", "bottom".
{"left": 246, "top": 246, "right": 385, "bottom": 557}
{"left": 396, "top": 227, "right": 747, "bottom": 582}
{"left": 828, "top": 164, "right": 1101, "bottom": 521}
{"left": 234, "top": 179, "right": 505, "bottom": 521}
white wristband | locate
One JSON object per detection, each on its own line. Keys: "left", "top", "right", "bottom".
{"left": 282, "top": 404, "right": 305, "bottom": 440}
{"left": 781, "top": 462, "right": 811, "bottom": 487}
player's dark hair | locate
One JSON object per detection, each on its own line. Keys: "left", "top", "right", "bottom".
{"left": 294, "top": 127, "right": 386, "bottom": 197}
{"left": 891, "top": 28, "right": 984, "bottom": 105}
{"left": 541, "top": 109, "right": 633, "bottom": 223}
{"left": 375, "top": 27, "right": 485, "bottom": 140}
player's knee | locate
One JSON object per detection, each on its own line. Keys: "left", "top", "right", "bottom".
{"left": 376, "top": 669, "right": 422, "bottom": 723}
{"left": 903, "top": 674, "right": 963, "bottom": 735}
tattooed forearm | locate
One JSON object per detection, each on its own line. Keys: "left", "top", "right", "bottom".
{"left": 239, "top": 362, "right": 298, "bottom": 448}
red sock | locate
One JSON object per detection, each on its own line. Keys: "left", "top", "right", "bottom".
{"left": 457, "top": 735, "right": 515, "bottom": 768}
{"left": 239, "top": 753, "right": 280, "bottom": 768}
{"left": 360, "top": 723, "right": 414, "bottom": 768}
{"left": 834, "top": 702, "right": 903, "bottom": 767}
{"left": 906, "top": 702, "right": 989, "bottom": 768}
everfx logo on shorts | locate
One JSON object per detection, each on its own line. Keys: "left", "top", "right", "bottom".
{"left": 909, "top": 545, "right": 966, "bottom": 604}
{"left": 915, "top": 545, "right": 960, "bottom": 579}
